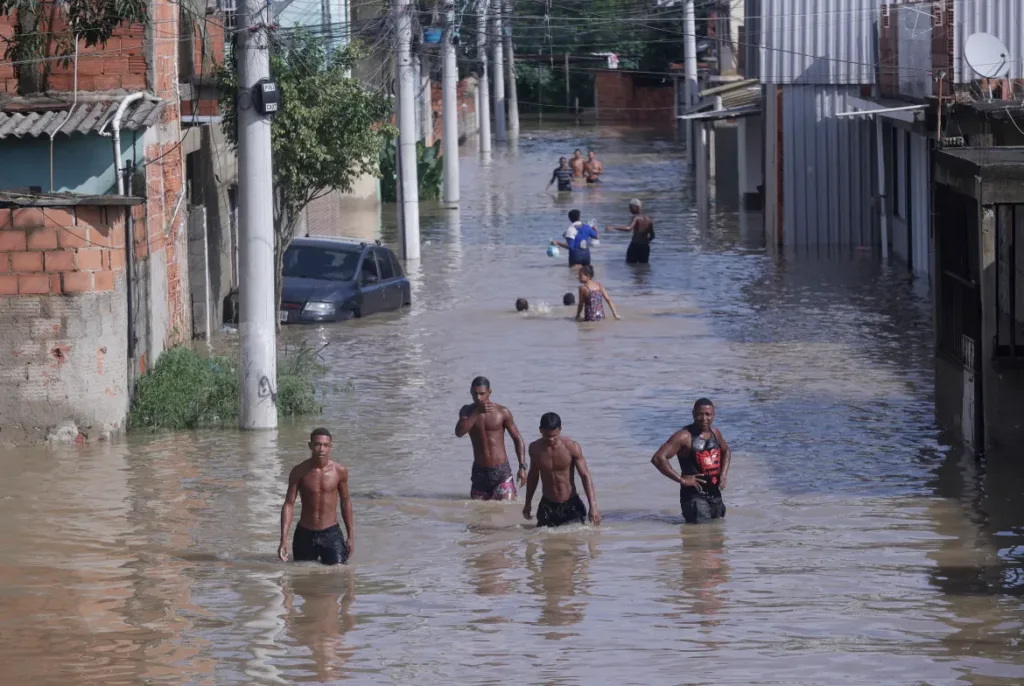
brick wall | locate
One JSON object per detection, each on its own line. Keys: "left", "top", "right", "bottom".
{"left": 594, "top": 71, "right": 674, "bottom": 126}
{"left": 430, "top": 77, "right": 479, "bottom": 143}
{"left": 0, "top": 204, "right": 130, "bottom": 442}
{"left": 0, "top": 12, "right": 146, "bottom": 94}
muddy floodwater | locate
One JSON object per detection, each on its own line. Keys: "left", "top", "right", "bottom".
{"left": 1, "top": 126, "right": 1023, "bottom": 685}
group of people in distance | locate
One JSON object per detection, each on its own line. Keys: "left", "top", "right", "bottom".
{"left": 547, "top": 148, "right": 604, "bottom": 191}
{"left": 277, "top": 378, "right": 732, "bottom": 566}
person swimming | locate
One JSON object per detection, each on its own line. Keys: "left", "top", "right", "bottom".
{"left": 576, "top": 265, "right": 621, "bottom": 322}
{"left": 563, "top": 292, "right": 576, "bottom": 306}
{"left": 516, "top": 298, "right": 529, "bottom": 312}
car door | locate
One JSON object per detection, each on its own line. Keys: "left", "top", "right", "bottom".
{"left": 373, "top": 247, "right": 401, "bottom": 312}
{"left": 356, "top": 249, "right": 384, "bottom": 316}
{"left": 387, "top": 249, "right": 411, "bottom": 306}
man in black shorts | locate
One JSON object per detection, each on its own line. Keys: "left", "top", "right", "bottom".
{"left": 523, "top": 412, "right": 601, "bottom": 527}
{"left": 650, "top": 398, "right": 731, "bottom": 524}
{"left": 546, "top": 157, "right": 574, "bottom": 192}
{"left": 606, "top": 198, "right": 655, "bottom": 264}
{"left": 278, "top": 428, "right": 354, "bottom": 564}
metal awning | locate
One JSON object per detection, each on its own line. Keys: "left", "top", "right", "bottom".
{"left": 677, "top": 103, "right": 761, "bottom": 121}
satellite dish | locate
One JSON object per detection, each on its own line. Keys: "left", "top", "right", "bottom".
{"left": 964, "top": 32, "right": 1010, "bottom": 79}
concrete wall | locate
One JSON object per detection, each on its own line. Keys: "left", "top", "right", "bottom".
{"left": 0, "top": 205, "right": 130, "bottom": 443}
{"left": 301, "top": 176, "right": 381, "bottom": 243}
{"left": 0, "top": 134, "right": 143, "bottom": 195}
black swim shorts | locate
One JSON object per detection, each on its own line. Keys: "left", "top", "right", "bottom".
{"left": 293, "top": 523, "right": 349, "bottom": 565}
{"left": 536, "top": 493, "right": 588, "bottom": 527}
{"left": 679, "top": 488, "right": 726, "bottom": 524}
{"left": 626, "top": 242, "right": 651, "bottom": 264}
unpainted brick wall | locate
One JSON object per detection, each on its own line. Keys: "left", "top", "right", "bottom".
{"left": 430, "top": 78, "right": 479, "bottom": 143}
{"left": 594, "top": 71, "right": 674, "bottom": 127}
{"left": 0, "top": 205, "right": 129, "bottom": 441}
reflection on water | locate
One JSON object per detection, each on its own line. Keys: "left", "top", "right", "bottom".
{"left": 0, "top": 125, "right": 1022, "bottom": 685}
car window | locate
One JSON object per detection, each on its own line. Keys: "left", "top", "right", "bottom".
{"left": 360, "top": 251, "right": 379, "bottom": 284}
{"left": 376, "top": 248, "right": 396, "bottom": 280}
{"left": 282, "top": 245, "right": 360, "bottom": 281}
{"left": 388, "top": 250, "right": 404, "bottom": 277}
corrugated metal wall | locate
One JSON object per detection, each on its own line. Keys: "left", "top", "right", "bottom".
{"left": 954, "top": 0, "right": 1024, "bottom": 82}
{"left": 780, "top": 85, "right": 877, "bottom": 246}
{"left": 761, "top": 0, "right": 880, "bottom": 84}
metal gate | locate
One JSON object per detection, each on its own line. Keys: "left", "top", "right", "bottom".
{"left": 934, "top": 189, "right": 984, "bottom": 450}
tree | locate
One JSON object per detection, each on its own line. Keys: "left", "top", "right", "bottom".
{"left": 0, "top": 0, "right": 149, "bottom": 93}
{"left": 218, "top": 29, "right": 395, "bottom": 321}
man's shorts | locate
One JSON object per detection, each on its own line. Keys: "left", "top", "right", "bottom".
{"left": 536, "top": 494, "right": 588, "bottom": 527}
{"left": 293, "top": 523, "right": 349, "bottom": 564}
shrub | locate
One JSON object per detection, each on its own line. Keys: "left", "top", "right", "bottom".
{"left": 127, "top": 344, "right": 326, "bottom": 431}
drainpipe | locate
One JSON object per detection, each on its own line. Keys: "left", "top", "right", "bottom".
{"left": 110, "top": 92, "right": 145, "bottom": 195}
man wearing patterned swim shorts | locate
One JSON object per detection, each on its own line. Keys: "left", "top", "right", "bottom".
{"left": 455, "top": 376, "right": 528, "bottom": 500}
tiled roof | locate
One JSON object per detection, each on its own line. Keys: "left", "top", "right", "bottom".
{"left": 0, "top": 93, "right": 165, "bottom": 139}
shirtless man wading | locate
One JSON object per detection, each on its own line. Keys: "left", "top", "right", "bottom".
{"left": 279, "top": 428, "right": 354, "bottom": 565}
{"left": 455, "top": 376, "right": 528, "bottom": 500}
{"left": 606, "top": 198, "right": 655, "bottom": 264}
{"left": 523, "top": 412, "right": 601, "bottom": 527}
{"left": 570, "top": 149, "right": 586, "bottom": 179}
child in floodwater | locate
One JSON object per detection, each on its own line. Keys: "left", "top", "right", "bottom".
{"left": 576, "top": 265, "right": 620, "bottom": 322}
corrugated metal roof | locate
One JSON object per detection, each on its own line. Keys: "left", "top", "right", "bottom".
{"left": 0, "top": 97, "right": 165, "bottom": 139}
{"left": 761, "top": 0, "right": 880, "bottom": 85}
{"left": 954, "top": 0, "right": 1024, "bottom": 82}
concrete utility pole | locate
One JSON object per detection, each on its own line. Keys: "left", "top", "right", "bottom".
{"left": 503, "top": 0, "right": 519, "bottom": 138}
{"left": 420, "top": 56, "right": 433, "bottom": 145}
{"left": 237, "top": 0, "right": 278, "bottom": 430}
{"left": 442, "top": 0, "right": 460, "bottom": 204}
{"left": 477, "top": 0, "right": 491, "bottom": 153}
{"left": 396, "top": 0, "right": 421, "bottom": 259}
{"left": 492, "top": 2, "right": 507, "bottom": 141}
{"left": 684, "top": 0, "right": 699, "bottom": 168}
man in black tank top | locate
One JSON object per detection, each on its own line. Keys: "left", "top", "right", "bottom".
{"left": 650, "top": 398, "right": 732, "bottom": 524}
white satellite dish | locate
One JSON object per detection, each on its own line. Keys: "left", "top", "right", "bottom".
{"left": 964, "top": 32, "right": 1011, "bottom": 79}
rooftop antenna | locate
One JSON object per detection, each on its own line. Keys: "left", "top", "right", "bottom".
{"left": 963, "top": 32, "right": 1010, "bottom": 100}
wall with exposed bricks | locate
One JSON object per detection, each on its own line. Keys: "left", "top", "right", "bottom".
{"left": 0, "top": 0, "right": 191, "bottom": 442}
{"left": 594, "top": 71, "right": 674, "bottom": 127}
{"left": 0, "top": 205, "right": 129, "bottom": 442}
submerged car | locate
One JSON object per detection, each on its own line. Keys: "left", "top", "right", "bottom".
{"left": 223, "top": 237, "right": 411, "bottom": 326}
{"left": 278, "top": 237, "right": 411, "bottom": 324}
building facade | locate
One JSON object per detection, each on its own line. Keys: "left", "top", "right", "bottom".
{"left": 0, "top": 0, "right": 189, "bottom": 442}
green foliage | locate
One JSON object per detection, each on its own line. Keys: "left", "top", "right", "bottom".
{"left": 378, "top": 137, "right": 443, "bottom": 203}
{"left": 127, "top": 345, "right": 327, "bottom": 432}
{"left": 217, "top": 28, "right": 394, "bottom": 316}
{"left": 0, "top": 0, "right": 149, "bottom": 93}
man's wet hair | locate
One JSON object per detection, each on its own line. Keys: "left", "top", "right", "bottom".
{"left": 471, "top": 376, "right": 491, "bottom": 390}
{"left": 563, "top": 292, "right": 575, "bottom": 306}
{"left": 581, "top": 264, "right": 595, "bottom": 279}
{"left": 574, "top": 148, "right": 582, "bottom": 154}
{"left": 310, "top": 427, "right": 332, "bottom": 441}
{"left": 694, "top": 398, "right": 714, "bottom": 411}
{"left": 568, "top": 209, "right": 581, "bottom": 222}
{"left": 516, "top": 298, "right": 529, "bottom": 312}
{"left": 540, "top": 412, "right": 562, "bottom": 431}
